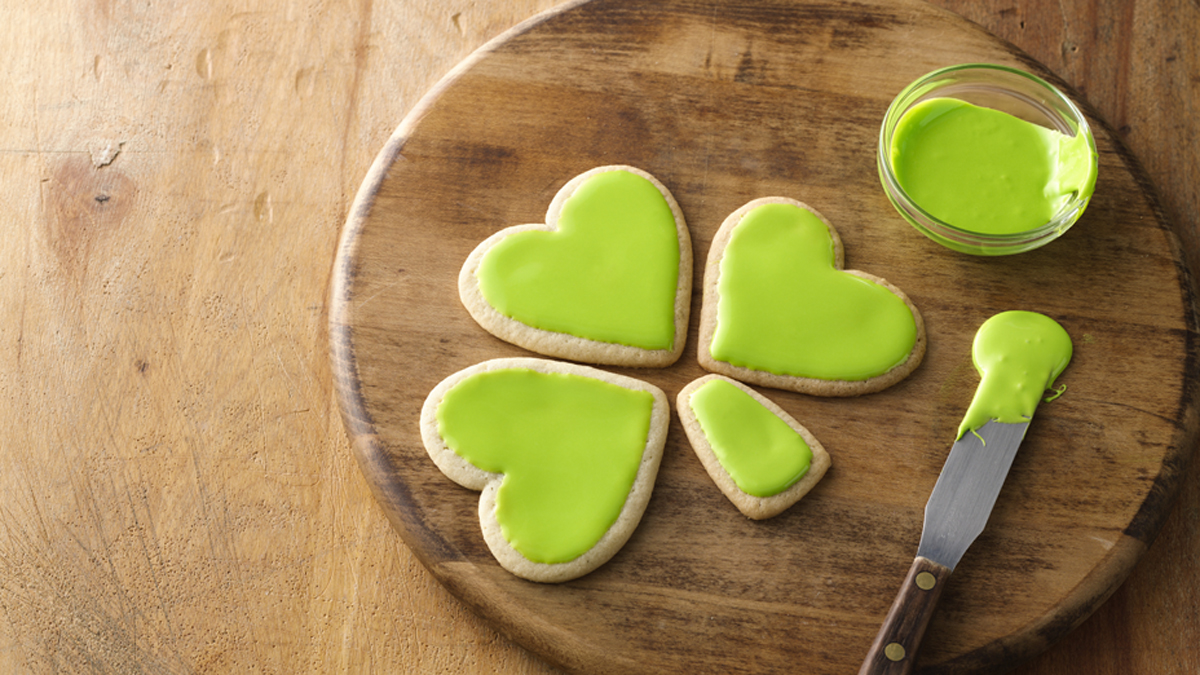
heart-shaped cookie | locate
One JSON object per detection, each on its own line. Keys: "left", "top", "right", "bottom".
{"left": 459, "top": 166, "right": 692, "bottom": 368}
{"left": 420, "top": 357, "right": 668, "bottom": 583}
{"left": 698, "top": 198, "right": 925, "bottom": 396}
{"left": 678, "top": 375, "right": 831, "bottom": 520}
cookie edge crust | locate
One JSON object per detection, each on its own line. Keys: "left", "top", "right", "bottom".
{"left": 677, "top": 374, "right": 831, "bottom": 520}
{"left": 419, "top": 357, "right": 668, "bottom": 583}
{"left": 458, "top": 165, "right": 693, "bottom": 368}
{"left": 697, "top": 197, "right": 926, "bottom": 396}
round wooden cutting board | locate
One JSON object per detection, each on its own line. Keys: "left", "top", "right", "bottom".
{"left": 329, "top": 1, "right": 1198, "bottom": 673}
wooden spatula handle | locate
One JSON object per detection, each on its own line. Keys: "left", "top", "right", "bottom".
{"left": 858, "top": 556, "right": 952, "bottom": 675}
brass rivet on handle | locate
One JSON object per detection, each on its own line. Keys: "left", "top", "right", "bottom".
{"left": 915, "top": 572, "right": 937, "bottom": 590}
{"left": 885, "top": 643, "right": 906, "bottom": 661}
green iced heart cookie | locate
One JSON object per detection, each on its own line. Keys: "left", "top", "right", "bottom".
{"left": 422, "top": 359, "right": 667, "bottom": 581}
{"left": 700, "top": 198, "right": 923, "bottom": 394}
{"left": 461, "top": 166, "right": 691, "bottom": 367}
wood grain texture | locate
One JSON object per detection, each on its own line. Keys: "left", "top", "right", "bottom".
{"left": 924, "top": 6, "right": 1200, "bottom": 674}
{"left": 330, "top": 1, "right": 1196, "bottom": 673}
{"left": 0, "top": 1, "right": 1195, "bottom": 674}
{"left": 0, "top": 1, "right": 563, "bottom": 673}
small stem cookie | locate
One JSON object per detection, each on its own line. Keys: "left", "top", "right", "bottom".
{"left": 677, "top": 375, "right": 831, "bottom": 519}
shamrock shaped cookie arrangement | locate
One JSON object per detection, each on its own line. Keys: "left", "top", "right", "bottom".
{"left": 423, "top": 166, "right": 925, "bottom": 582}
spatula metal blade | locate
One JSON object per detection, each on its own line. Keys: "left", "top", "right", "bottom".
{"left": 916, "top": 420, "right": 1031, "bottom": 572}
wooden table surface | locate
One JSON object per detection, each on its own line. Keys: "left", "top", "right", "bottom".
{"left": 0, "top": 1, "right": 1195, "bottom": 673}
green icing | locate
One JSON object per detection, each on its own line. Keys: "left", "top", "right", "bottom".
{"left": 435, "top": 368, "right": 654, "bottom": 564}
{"left": 889, "top": 97, "right": 1096, "bottom": 235}
{"left": 477, "top": 169, "right": 681, "bottom": 350}
{"left": 709, "top": 202, "right": 919, "bottom": 381}
{"left": 957, "top": 311, "right": 1073, "bottom": 439}
{"left": 689, "top": 379, "right": 812, "bottom": 498}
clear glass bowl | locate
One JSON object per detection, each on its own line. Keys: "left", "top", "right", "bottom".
{"left": 877, "top": 63, "right": 1098, "bottom": 256}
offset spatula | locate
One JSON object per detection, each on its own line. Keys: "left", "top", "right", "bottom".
{"left": 859, "top": 311, "right": 1073, "bottom": 675}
